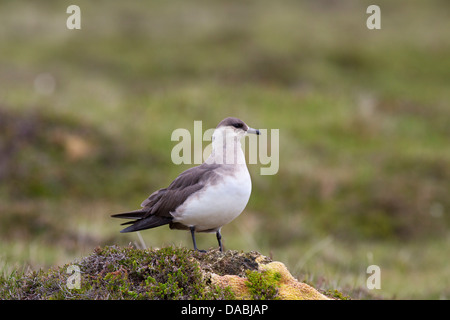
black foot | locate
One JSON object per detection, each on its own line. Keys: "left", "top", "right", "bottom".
{"left": 190, "top": 226, "right": 207, "bottom": 252}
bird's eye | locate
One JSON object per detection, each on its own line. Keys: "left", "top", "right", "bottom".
{"left": 232, "top": 123, "right": 243, "bottom": 129}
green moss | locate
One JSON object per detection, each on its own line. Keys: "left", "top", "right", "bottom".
{"left": 324, "top": 289, "right": 351, "bottom": 300}
{"left": 245, "top": 269, "right": 280, "bottom": 300}
{"left": 1, "top": 245, "right": 337, "bottom": 300}
{"left": 0, "top": 245, "right": 240, "bottom": 300}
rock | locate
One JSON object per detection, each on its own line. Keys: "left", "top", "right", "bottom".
{"left": 259, "top": 261, "right": 329, "bottom": 300}
{"left": 211, "top": 274, "right": 252, "bottom": 299}
{"left": 208, "top": 257, "right": 330, "bottom": 300}
{"left": 0, "top": 245, "right": 334, "bottom": 300}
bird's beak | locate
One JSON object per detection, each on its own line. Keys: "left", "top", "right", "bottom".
{"left": 247, "top": 127, "right": 260, "bottom": 135}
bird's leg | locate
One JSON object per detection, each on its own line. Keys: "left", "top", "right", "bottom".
{"left": 216, "top": 229, "right": 224, "bottom": 252}
{"left": 190, "top": 226, "right": 206, "bottom": 253}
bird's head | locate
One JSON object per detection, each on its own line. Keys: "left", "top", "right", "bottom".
{"left": 214, "top": 117, "right": 260, "bottom": 141}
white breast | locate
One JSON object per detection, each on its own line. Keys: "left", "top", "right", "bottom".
{"left": 171, "top": 165, "right": 252, "bottom": 232}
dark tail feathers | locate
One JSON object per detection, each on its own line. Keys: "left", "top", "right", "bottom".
{"left": 111, "top": 209, "right": 172, "bottom": 233}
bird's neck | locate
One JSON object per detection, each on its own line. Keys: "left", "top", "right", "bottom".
{"left": 207, "top": 129, "right": 246, "bottom": 166}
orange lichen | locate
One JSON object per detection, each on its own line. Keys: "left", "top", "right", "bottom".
{"left": 210, "top": 274, "right": 252, "bottom": 299}
{"left": 259, "top": 261, "right": 330, "bottom": 300}
{"left": 210, "top": 259, "right": 330, "bottom": 300}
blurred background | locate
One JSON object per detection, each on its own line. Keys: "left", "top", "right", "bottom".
{"left": 1, "top": 0, "right": 449, "bottom": 299}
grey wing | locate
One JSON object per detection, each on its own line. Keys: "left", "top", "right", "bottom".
{"left": 112, "top": 163, "right": 220, "bottom": 232}
{"left": 140, "top": 162, "right": 221, "bottom": 217}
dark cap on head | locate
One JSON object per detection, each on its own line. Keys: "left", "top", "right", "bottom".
{"left": 216, "top": 117, "right": 260, "bottom": 135}
{"left": 216, "top": 117, "right": 247, "bottom": 130}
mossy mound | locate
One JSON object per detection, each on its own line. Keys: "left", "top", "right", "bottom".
{"left": 0, "top": 245, "right": 332, "bottom": 300}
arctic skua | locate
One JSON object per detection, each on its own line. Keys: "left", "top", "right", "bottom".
{"left": 111, "top": 117, "right": 260, "bottom": 252}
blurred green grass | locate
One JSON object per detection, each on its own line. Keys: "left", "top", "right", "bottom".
{"left": 1, "top": 0, "right": 449, "bottom": 299}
